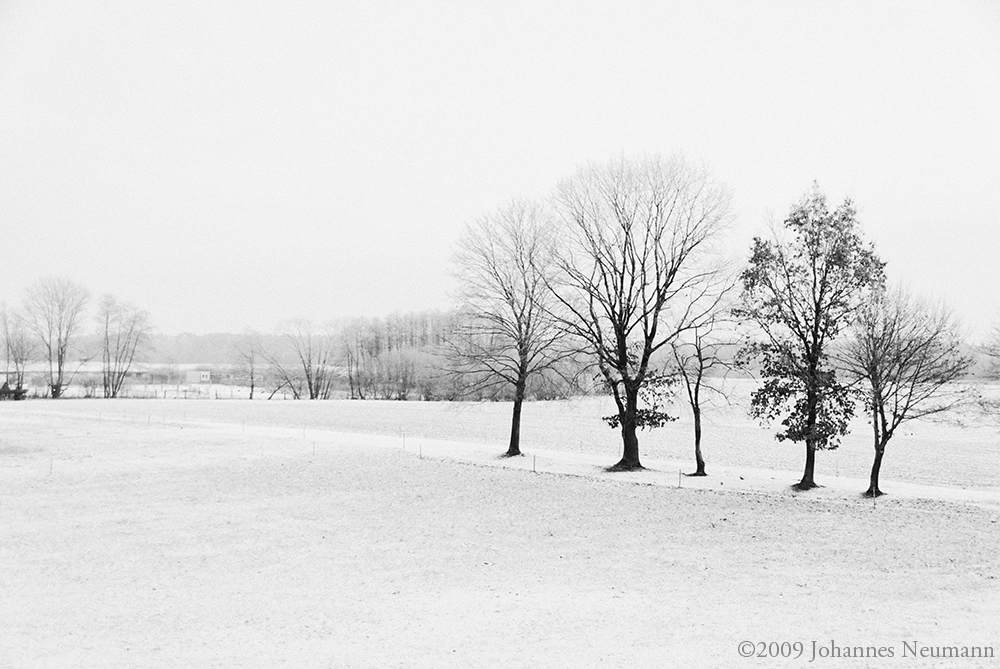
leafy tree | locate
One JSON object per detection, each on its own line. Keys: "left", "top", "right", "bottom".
{"left": 737, "top": 185, "right": 884, "bottom": 490}
{"left": 842, "top": 287, "right": 972, "bottom": 496}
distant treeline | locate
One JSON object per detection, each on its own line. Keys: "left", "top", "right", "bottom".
{"left": 1, "top": 282, "right": 591, "bottom": 401}
{"left": 145, "top": 311, "right": 458, "bottom": 366}
{"left": 223, "top": 310, "right": 588, "bottom": 401}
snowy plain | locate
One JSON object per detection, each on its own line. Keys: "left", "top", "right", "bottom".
{"left": 2, "top": 394, "right": 998, "bottom": 668}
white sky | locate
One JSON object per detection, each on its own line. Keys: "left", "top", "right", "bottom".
{"left": 1, "top": 1, "right": 997, "bottom": 338}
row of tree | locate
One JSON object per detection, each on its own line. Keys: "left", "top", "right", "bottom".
{"left": 0, "top": 291, "right": 590, "bottom": 403}
{"left": 737, "top": 189, "right": 970, "bottom": 495}
{"left": 4, "top": 156, "right": 994, "bottom": 499}
{"left": 229, "top": 312, "right": 586, "bottom": 402}
{"left": 447, "top": 156, "right": 980, "bottom": 497}
{"left": 2, "top": 279, "right": 151, "bottom": 399}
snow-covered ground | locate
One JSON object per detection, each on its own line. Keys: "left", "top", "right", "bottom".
{"left": 2, "top": 399, "right": 998, "bottom": 667}
{"left": 17, "top": 385, "right": 1000, "bottom": 492}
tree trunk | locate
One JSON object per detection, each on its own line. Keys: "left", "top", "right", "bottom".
{"left": 795, "top": 383, "right": 819, "bottom": 490}
{"left": 610, "top": 386, "right": 642, "bottom": 470}
{"left": 102, "top": 354, "right": 111, "bottom": 398}
{"left": 504, "top": 380, "right": 526, "bottom": 457}
{"left": 865, "top": 440, "right": 887, "bottom": 497}
{"left": 796, "top": 442, "right": 817, "bottom": 490}
{"left": 691, "top": 404, "right": 706, "bottom": 476}
{"left": 53, "top": 359, "right": 65, "bottom": 399}
{"left": 347, "top": 355, "right": 356, "bottom": 399}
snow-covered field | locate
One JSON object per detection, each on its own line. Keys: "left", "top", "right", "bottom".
{"left": 2, "top": 398, "right": 999, "bottom": 667}
{"left": 20, "top": 380, "right": 1000, "bottom": 491}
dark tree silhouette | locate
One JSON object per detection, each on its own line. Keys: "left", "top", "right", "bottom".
{"left": 551, "top": 155, "right": 732, "bottom": 470}
{"left": 842, "top": 287, "right": 971, "bottom": 496}
{"left": 737, "top": 185, "right": 884, "bottom": 490}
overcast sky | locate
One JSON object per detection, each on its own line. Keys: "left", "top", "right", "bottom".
{"left": 1, "top": 1, "right": 997, "bottom": 338}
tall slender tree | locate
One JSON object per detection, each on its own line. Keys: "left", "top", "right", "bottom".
{"left": 670, "top": 307, "right": 737, "bottom": 477}
{"left": 737, "top": 185, "right": 884, "bottom": 490}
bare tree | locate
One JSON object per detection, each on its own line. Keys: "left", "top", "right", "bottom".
{"left": 841, "top": 287, "right": 972, "bottom": 496}
{"left": 975, "top": 319, "right": 1000, "bottom": 426}
{"left": 551, "top": 155, "right": 732, "bottom": 470}
{"left": 265, "top": 320, "right": 337, "bottom": 400}
{"left": 670, "top": 298, "right": 738, "bottom": 476}
{"left": 369, "top": 349, "right": 420, "bottom": 400}
{"left": 985, "top": 319, "right": 1000, "bottom": 379}
{"left": 23, "top": 277, "right": 90, "bottom": 398}
{"left": 96, "top": 294, "right": 153, "bottom": 398}
{"left": 447, "top": 200, "right": 573, "bottom": 457}
{"left": 338, "top": 311, "right": 461, "bottom": 401}
{"left": 2, "top": 305, "right": 36, "bottom": 391}
{"left": 341, "top": 319, "right": 374, "bottom": 399}
{"left": 232, "top": 329, "right": 263, "bottom": 399}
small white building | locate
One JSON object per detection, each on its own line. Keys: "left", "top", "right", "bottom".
{"left": 185, "top": 370, "right": 212, "bottom": 384}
